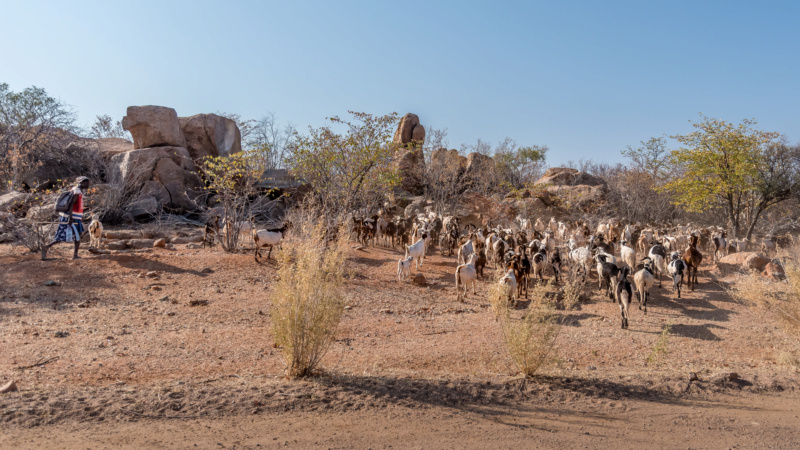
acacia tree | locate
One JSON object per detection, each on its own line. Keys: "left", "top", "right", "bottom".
{"left": 663, "top": 116, "right": 798, "bottom": 239}
{"left": 88, "top": 114, "right": 129, "bottom": 139}
{"left": 288, "top": 111, "right": 400, "bottom": 219}
{"left": 0, "top": 83, "right": 78, "bottom": 190}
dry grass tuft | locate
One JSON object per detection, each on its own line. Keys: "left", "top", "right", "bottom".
{"left": 776, "top": 351, "right": 800, "bottom": 372}
{"left": 490, "top": 280, "right": 561, "bottom": 378}
{"left": 270, "top": 218, "right": 349, "bottom": 378}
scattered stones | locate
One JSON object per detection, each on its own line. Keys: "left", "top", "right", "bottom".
{"left": 0, "top": 380, "right": 18, "bottom": 394}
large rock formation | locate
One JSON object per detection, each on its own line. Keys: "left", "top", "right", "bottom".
{"left": 430, "top": 148, "right": 467, "bottom": 173}
{"left": 110, "top": 146, "right": 203, "bottom": 213}
{"left": 534, "top": 167, "right": 608, "bottom": 207}
{"left": 179, "top": 114, "right": 242, "bottom": 160}
{"left": 393, "top": 113, "right": 427, "bottom": 195}
{"left": 122, "top": 106, "right": 186, "bottom": 149}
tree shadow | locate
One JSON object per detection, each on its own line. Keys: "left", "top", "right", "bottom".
{"left": 562, "top": 312, "right": 605, "bottom": 327}
{"left": 101, "top": 254, "right": 208, "bottom": 277}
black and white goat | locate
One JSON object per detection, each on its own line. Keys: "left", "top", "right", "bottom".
{"left": 253, "top": 222, "right": 291, "bottom": 261}
{"left": 667, "top": 251, "right": 687, "bottom": 298}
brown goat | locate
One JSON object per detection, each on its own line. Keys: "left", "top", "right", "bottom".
{"left": 682, "top": 235, "right": 703, "bottom": 291}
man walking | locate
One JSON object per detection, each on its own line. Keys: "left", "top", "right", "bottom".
{"left": 42, "top": 176, "right": 90, "bottom": 260}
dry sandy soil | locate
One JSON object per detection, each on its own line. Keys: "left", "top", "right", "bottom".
{"left": 1, "top": 230, "right": 799, "bottom": 448}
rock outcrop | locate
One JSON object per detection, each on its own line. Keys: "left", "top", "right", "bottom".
{"left": 534, "top": 167, "right": 608, "bottom": 207}
{"left": 179, "top": 114, "right": 242, "bottom": 160}
{"left": 393, "top": 113, "right": 427, "bottom": 195}
{"left": 122, "top": 106, "right": 186, "bottom": 149}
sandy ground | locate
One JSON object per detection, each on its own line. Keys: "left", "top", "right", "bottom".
{"left": 1, "top": 232, "right": 799, "bottom": 448}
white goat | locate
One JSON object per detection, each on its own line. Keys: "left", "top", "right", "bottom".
{"left": 88, "top": 216, "right": 103, "bottom": 249}
{"left": 253, "top": 223, "right": 290, "bottom": 261}
{"left": 498, "top": 268, "right": 518, "bottom": 307}
{"left": 619, "top": 239, "right": 636, "bottom": 270}
{"left": 405, "top": 237, "right": 426, "bottom": 270}
{"left": 397, "top": 256, "right": 413, "bottom": 282}
{"left": 634, "top": 258, "right": 655, "bottom": 314}
{"left": 455, "top": 253, "right": 478, "bottom": 301}
{"left": 458, "top": 238, "right": 474, "bottom": 265}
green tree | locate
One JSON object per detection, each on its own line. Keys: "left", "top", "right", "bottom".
{"left": 288, "top": 111, "right": 400, "bottom": 217}
{"left": 662, "top": 116, "right": 797, "bottom": 239}
{"left": 494, "top": 142, "right": 548, "bottom": 189}
{"left": 620, "top": 136, "right": 672, "bottom": 182}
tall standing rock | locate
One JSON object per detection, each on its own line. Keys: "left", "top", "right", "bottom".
{"left": 179, "top": 114, "right": 242, "bottom": 160}
{"left": 393, "top": 113, "right": 426, "bottom": 195}
{"left": 122, "top": 106, "right": 186, "bottom": 149}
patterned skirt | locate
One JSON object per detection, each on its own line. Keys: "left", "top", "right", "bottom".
{"left": 53, "top": 215, "right": 85, "bottom": 243}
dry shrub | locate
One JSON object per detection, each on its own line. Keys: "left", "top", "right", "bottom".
{"left": 270, "top": 217, "right": 349, "bottom": 378}
{"left": 490, "top": 281, "right": 561, "bottom": 378}
{"left": 776, "top": 351, "right": 800, "bottom": 372}
{"left": 561, "top": 276, "right": 585, "bottom": 310}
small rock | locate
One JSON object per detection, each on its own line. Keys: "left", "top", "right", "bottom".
{"left": 153, "top": 238, "right": 167, "bottom": 248}
{"left": 43, "top": 280, "right": 58, "bottom": 287}
{"left": 157, "top": 295, "right": 170, "bottom": 302}
{"left": 0, "top": 380, "right": 18, "bottom": 394}
{"left": 201, "top": 268, "right": 214, "bottom": 274}
{"left": 380, "top": 309, "right": 393, "bottom": 314}
{"left": 411, "top": 273, "right": 427, "bottom": 286}
{"left": 187, "top": 243, "right": 203, "bottom": 249}
{"left": 145, "top": 271, "right": 160, "bottom": 278}
{"left": 587, "top": 366, "right": 597, "bottom": 371}
{"left": 689, "top": 372, "right": 699, "bottom": 382}
{"left": 104, "top": 240, "right": 128, "bottom": 251}
{"left": 727, "top": 372, "right": 739, "bottom": 381}
{"left": 188, "top": 299, "right": 209, "bottom": 306}
{"left": 53, "top": 331, "right": 69, "bottom": 338}
{"left": 344, "top": 305, "right": 352, "bottom": 310}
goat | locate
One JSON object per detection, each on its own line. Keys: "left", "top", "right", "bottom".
{"left": 498, "top": 267, "right": 518, "bottom": 307}
{"left": 633, "top": 258, "right": 655, "bottom": 314}
{"left": 458, "top": 238, "right": 474, "bottom": 265}
{"left": 455, "top": 253, "right": 479, "bottom": 301}
{"left": 510, "top": 257, "right": 529, "bottom": 299}
{"left": 405, "top": 236, "right": 427, "bottom": 271}
{"left": 682, "top": 235, "right": 703, "bottom": 291}
{"left": 648, "top": 242, "right": 667, "bottom": 288}
{"left": 713, "top": 232, "right": 727, "bottom": 262}
{"left": 596, "top": 253, "right": 621, "bottom": 300}
{"left": 87, "top": 215, "right": 103, "bottom": 249}
{"left": 620, "top": 239, "right": 636, "bottom": 270}
{"left": 667, "top": 252, "right": 686, "bottom": 298}
{"left": 203, "top": 215, "right": 221, "bottom": 248}
{"left": 474, "top": 247, "right": 487, "bottom": 279}
{"left": 568, "top": 240, "right": 593, "bottom": 281}
{"left": 761, "top": 238, "right": 776, "bottom": 257}
{"left": 616, "top": 267, "right": 633, "bottom": 329}
{"left": 397, "top": 256, "right": 413, "bottom": 282}
{"left": 549, "top": 248, "right": 562, "bottom": 284}
{"left": 532, "top": 248, "right": 548, "bottom": 285}
{"left": 253, "top": 222, "right": 290, "bottom": 261}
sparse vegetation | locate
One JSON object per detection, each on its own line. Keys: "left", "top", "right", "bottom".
{"left": 269, "top": 217, "right": 349, "bottom": 378}
{"left": 646, "top": 322, "right": 672, "bottom": 366}
{"left": 490, "top": 280, "right": 561, "bottom": 378}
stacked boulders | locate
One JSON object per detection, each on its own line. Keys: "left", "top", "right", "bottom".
{"left": 393, "top": 113, "right": 426, "bottom": 195}
{"left": 114, "top": 105, "right": 242, "bottom": 217}
{"left": 534, "top": 167, "right": 608, "bottom": 207}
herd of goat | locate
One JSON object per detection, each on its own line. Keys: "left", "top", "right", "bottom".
{"left": 352, "top": 212, "right": 783, "bottom": 330}
{"left": 197, "top": 209, "right": 785, "bottom": 330}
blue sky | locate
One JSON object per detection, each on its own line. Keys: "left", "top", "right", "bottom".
{"left": 1, "top": 0, "right": 798, "bottom": 165}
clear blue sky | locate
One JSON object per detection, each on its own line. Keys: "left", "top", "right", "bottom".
{"left": 2, "top": 0, "right": 798, "bottom": 165}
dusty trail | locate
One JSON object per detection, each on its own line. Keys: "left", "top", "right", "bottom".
{"left": 1, "top": 239, "right": 799, "bottom": 448}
